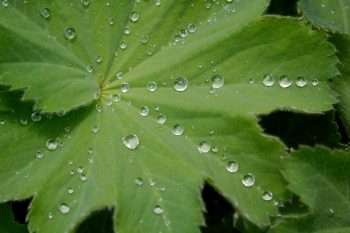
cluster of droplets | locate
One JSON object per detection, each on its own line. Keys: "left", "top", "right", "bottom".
{"left": 261, "top": 74, "right": 319, "bottom": 88}
{"left": 174, "top": 23, "right": 197, "bottom": 43}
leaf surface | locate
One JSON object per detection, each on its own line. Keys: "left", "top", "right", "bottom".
{"left": 0, "top": 1, "right": 338, "bottom": 233}
{"left": 269, "top": 147, "right": 350, "bottom": 233}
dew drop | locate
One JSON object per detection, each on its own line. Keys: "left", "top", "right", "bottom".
{"left": 121, "top": 82, "right": 130, "bottom": 93}
{"left": 95, "top": 55, "right": 103, "bottom": 64}
{"left": 198, "top": 141, "right": 211, "bottom": 153}
{"left": 59, "top": 204, "right": 70, "bottom": 214}
{"left": 96, "top": 104, "right": 102, "bottom": 113}
{"left": 263, "top": 74, "right": 275, "bottom": 87}
{"left": 91, "top": 125, "right": 99, "bottom": 134}
{"left": 81, "top": 0, "right": 90, "bottom": 7}
{"left": 48, "top": 212, "right": 54, "bottom": 219}
{"left": 139, "top": 106, "right": 149, "bottom": 117}
{"left": 129, "top": 11, "right": 140, "bottom": 22}
{"left": 135, "top": 177, "right": 143, "bottom": 186}
{"left": 0, "top": 120, "right": 4, "bottom": 126}
{"left": 140, "top": 35, "right": 149, "bottom": 44}
{"left": 36, "top": 150, "right": 44, "bottom": 159}
{"left": 64, "top": 28, "right": 76, "bottom": 41}
{"left": 157, "top": 114, "right": 166, "bottom": 124}
{"left": 226, "top": 160, "right": 238, "bottom": 173}
{"left": 122, "top": 134, "right": 140, "bottom": 150}
{"left": 20, "top": 119, "right": 28, "bottom": 126}
{"left": 262, "top": 191, "right": 273, "bottom": 201}
{"left": 124, "top": 26, "right": 131, "bottom": 35}
{"left": 2, "top": 0, "right": 9, "bottom": 7}
{"left": 172, "top": 124, "right": 184, "bottom": 136}
{"left": 296, "top": 76, "right": 307, "bottom": 87}
{"left": 153, "top": 205, "right": 164, "bottom": 215}
{"left": 329, "top": 208, "right": 335, "bottom": 217}
{"left": 77, "top": 167, "right": 84, "bottom": 174}
{"left": 147, "top": 82, "right": 157, "bottom": 92}
{"left": 120, "top": 42, "right": 127, "bottom": 50}
{"left": 311, "top": 79, "right": 319, "bottom": 86}
{"left": 113, "top": 94, "right": 121, "bottom": 102}
{"left": 116, "top": 71, "right": 124, "bottom": 80}
{"left": 68, "top": 188, "right": 74, "bottom": 194}
{"left": 40, "top": 8, "right": 51, "bottom": 19}
{"left": 45, "top": 139, "right": 58, "bottom": 151}
{"left": 279, "top": 75, "right": 292, "bottom": 88}
{"left": 86, "top": 65, "right": 94, "bottom": 73}
{"left": 180, "top": 29, "right": 188, "bottom": 38}
{"left": 80, "top": 174, "right": 87, "bottom": 181}
{"left": 188, "top": 23, "right": 197, "bottom": 33}
{"left": 31, "top": 111, "right": 41, "bottom": 122}
{"left": 107, "top": 17, "right": 114, "bottom": 25}
{"left": 211, "top": 75, "right": 224, "bottom": 89}
{"left": 173, "top": 77, "right": 188, "bottom": 92}
{"left": 242, "top": 173, "right": 255, "bottom": 187}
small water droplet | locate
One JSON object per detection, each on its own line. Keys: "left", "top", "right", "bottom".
{"left": 20, "top": 119, "right": 28, "bottom": 126}
{"left": 48, "top": 212, "right": 53, "bottom": 219}
{"left": 262, "top": 191, "right": 273, "bottom": 201}
{"left": 139, "top": 106, "right": 149, "bottom": 117}
{"left": 147, "top": 82, "right": 157, "bottom": 92}
{"left": 211, "top": 75, "right": 224, "bottom": 89}
{"left": 155, "top": 0, "right": 161, "bottom": 6}
{"left": 77, "top": 167, "right": 84, "bottom": 174}
{"left": 180, "top": 29, "right": 188, "bottom": 38}
{"left": 31, "top": 111, "right": 42, "bottom": 122}
{"left": 157, "top": 114, "right": 166, "bottom": 124}
{"left": 36, "top": 150, "right": 44, "bottom": 159}
{"left": 68, "top": 188, "right": 74, "bottom": 194}
{"left": 242, "top": 173, "right": 255, "bottom": 187}
{"left": 124, "top": 26, "right": 131, "bottom": 35}
{"left": 80, "top": 174, "right": 87, "bottom": 181}
{"left": 311, "top": 79, "right": 319, "bottom": 86}
{"left": 45, "top": 139, "right": 58, "bottom": 151}
{"left": 226, "top": 160, "right": 238, "bottom": 173}
{"left": 0, "top": 120, "right": 5, "bottom": 126}
{"left": 188, "top": 23, "right": 197, "bottom": 33}
{"left": 174, "top": 77, "right": 188, "bottom": 92}
{"left": 140, "top": 35, "right": 149, "bottom": 44}
{"left": 120, "top": 41, "right": 127, "bottom": 50}
{"left": 81, "top": 0, "right": 90, "bottom": 7}
{"left": 129, "top": 11, "right": 140, "bottom": 22}
{"left": 122, "top": 134, "right": 140, "bottom": 150}
{"left": 64, "top": 28, "right": 76, "bottom": 41}
{"left": 172, "top": 124, "right": 184, "bottom": 136}
{"left": 58, "top": 204, "right": 70, "bottom": 214}
{"left": 87, "top": 147, "right": 93, "bottom": 154}
{"left": 279, "top": 75, "right": 292, "bottom": 88}
{"left": 263, "top": 74, "right": 275, "bottom": 87}
{"left": 91, "top": 125, "right": 99, "bottom": 134}
{"left": 95, "top": 104, "right": 102, "bottom": 113}
{"left": 113, "top": 94, "right": 121, "bottom": 102}
{"left": 135, "top": 177, "right": 143, "bottom": 186}
{"left": 107, "top": 17, "right": 114, "bottom": 25}
{"left": 121, "top": 82, "right": 130, "bottom": 93}
{"left": 40, "top": 8, "right": 51, "bottom": 18}
{"left": 329, "top": 208, "right": 335, "bottom": 217}
{"left": 86, "top": 65, "right": 94, "bottom": 73}
{"left": 296, "top": 76, "right": 307, "bottom": 87}
{"left": 95, "top": 55, "right": 103, "bottom": 64}
{"left": 153, "top": 205, "right": 164, "bottom": 215}
{"left": 2, "top": 0, "right": 9, "bottom": 7}
{"left": 198, "top": 141, "right": 211, "bottom": 153}
{"left": 116, "top": 71, "right": 124, "bottom": 80}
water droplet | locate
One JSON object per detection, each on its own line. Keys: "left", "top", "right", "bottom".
{"left": 86, "top": 65, "right": 94, "bottom": 73}
{"left": 262, "top": 191, "right": 273, "bottom": 201}
{"left": 122, "top": 134, "right": 140, "bottom": 150}
{"left": 226, "top": 160, "right": 238, "bottom": 173}
{"left": 155, "top": 0, "right": 161, "bottom": 6}
{"left": 81, "top": 0, "right": 90, "bottom": 7}
{"left": 139, "top": 106, "right": 149, "bottom": 117}
{"left": 311, "top": 79, "right": 319, "bottom": 86}
{"left": 59, "top": 204, "right": 70, "bottom": 214}
{"left": 129, "top": 11, "right": 140, "bottom": 22}
{"left": 188, "top": 23, "right": 197, "bottom": 33}
{"left": 36, "top": 150, "right": 44, "bottom": 159}
{"left": 64, "top": 28, "right": 76, "bottom": 41}
{"left": 157, "top": 114, "right": 166, "bottom": 124}
{"left": 48, "top": 212, "right": 53, "bottom": 219}
{"left": 2, "top": 0, "right": 9, "bottom": 7}
{"left": 87, "top": 147, "right": 93, "bottom": 154}
{"left": 211, "top": 145, "right": 219, "bottom": 153}
{"left": 95, "top": 104, "right": 103, "bottom": 113}
{"left": 153, "top": 205, "right": 164, "bottom": 215}
{"left": 279, "top": 75, "right": 292, "bottom": 88}
{"left": 121, "top": 82, "right": 130, "bottom": 93}
{"left": 80, "top": 174, "right": 87, "bottom": 181}
{"left": 113, "top": 94, "right": 121, "bottom": 102}
{"left": 135, "top": 177, "right": 143, "bottom": 186}
{"left": 149, "top": 179, "right": 156, "bottom": 186}
{"left": 20, "top": 119, "right": 28, "bottom": 126}
{"left": 0, "top": 120, "right": 4, "bottom": 126}
{"left": 116, "top": 71, "right": 124, "bottom": 80}
{"left": 124, "top": 26, "right": 131, "bottom": 35}
{"left": 263, "top": 74, "right": 275, "bottom": 87}
{"left": 107, "top": 17, "right": 114, "bottom": 25}
{"left": 95, "top": 55, "right": 103, "bottom": 64}
{"left": 45, "top": 139, "right": 58, "bottom": 151}
{"left": 140, "top": 35, "right": 149, "bottom": 44}
{"left": 68, "top": 188, "right": 74, "bottom": 194}
{"left": 172, "top": 124, "right": 184, "bottom": 136}
{"left": 173, "top": 77, "right": 188, "bottom": 92}
{"left": 180, "top": 29, "right": 188, "bottom": 38}
{"left": 40, "top": 8, "right": 51, "bottom": 18}
{"left": 91, "top": 125, "right": 99, "bottom": 134}
{"left": 211, "top": 75, "right": 224, "bottom": 89}
{"left": 242, "top": 173, "right": 255, "bottom": 187}
{"left": 31, "top": 111, "right": 41, "bottom": 122}
{"left": 198, "top": 141, "right": 211, "bottom": 153}
{"left": 77, "top": 167, "right": 84, "bottom": 174}
{"left": 147, "top": 82, "right": 157, "bottom": 92}
{"left": 120, "top": 42, "right": 127, "bottom": 50}
{"left": 329, "top": 208, "right": 335, "bottom": 217}
{"left": 296, "top": 76, "right": 307, "bottom": 87}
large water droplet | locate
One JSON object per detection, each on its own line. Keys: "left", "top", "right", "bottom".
{"left": 296, "top": 76, "right": 307, "bottom": 87}
{"left": 263, "top": 74, "right": 275, "bottom": 87}
{"left": 139, "top": 106, "right": 149, "bottom": 117}
{"left": 153, "top": 205, "right": 164, "bottom": 215}
{"left": 122, "top": 134, "right": 140, "bottom": 150}
{"left": 242, "top": 173, "right": 255, "bottom": 187}
{"left": 279, "top": 75, "right": 292, "bottom": 88}
{"left": 129, "top": 11, "right": 140, "bottom": 22}
{"left": 40, "top": 8, "right": 51, "bottom": 18}
{"left": 59, "top": 204, "right": 70, "bottom": 214}
{"left": 147, "top": 82, "right": 157, "bottom": 92}
{"left": 157, "top": 114, "right": 166, "bottom": 124}
{"left": 121, "top": 82, "right": 130, "bottom": 93}
{"left": 64, "top": 28, "right": 76, "bottom": 41}
{"left": 46, "top": 139, "right": 58, "bottom": 151}
{"left": 172, "top": 124, "right": 184, "bottom": 136}
{"left": 198, "top": 141, "right": 211, "bottom": 153}
{"left": 211, "top": 75, "right": 224, "bottom": 89}
{"left": 226, "top": 160, "right": 238, "bottom": 173}
{"left": 173, "top": 77, "right": 188, "bottom": 92}
{"left": 262, "top": 191, "right": 273, "bottom": 201}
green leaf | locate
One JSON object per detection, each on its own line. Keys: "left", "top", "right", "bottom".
{"left": 0, "top": 203, "right": 28, "bottom": 233}
{"left": 0, "top": 1, "right": 338, "bottom": 233}
{"left": 299, "top": 0, "right": 350, "bottom": 34}
{"left": 331, "top": 33, "right": 350, "bottom": 133}
{"left": 269, "top": 147, "right": 350, "bottom": 233}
